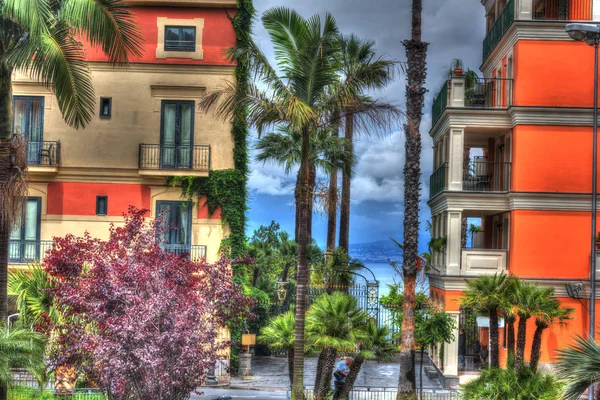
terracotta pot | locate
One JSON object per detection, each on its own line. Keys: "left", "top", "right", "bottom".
{"left": 454, "top": 68, "right": 463, "bottom": 76}
{"left": 595, "top": 241, "right": 600, "bottom": 250}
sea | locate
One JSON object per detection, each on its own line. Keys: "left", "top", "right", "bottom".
{"left": 358, "top": 262, "right": 429, "bottom": 297}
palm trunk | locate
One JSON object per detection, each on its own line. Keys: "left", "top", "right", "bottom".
{"left": 0, "top": 65, "right": 13, "bottom": 400}
{"left": 294, "top": 171, "right": 301, "bottom": 242}
{"left": 281, "top": 262, "right": 292, "bottom": 282}
{"left": 340, "top": 353, "right": 364, "bottom": 399}
{"left": 291, "top": 130, "right": 311, "bottom": 400}
{"left": 506, "top": 315, "right": 516, "bottom": 369}
{"left": 327, "top": 171, "right": 338, "bottom": 252}
{"left": 515, "top": 314, "right": 528, "bottom": 369}
{"left": 529, "top": 324, "right": 545, "bottom": 372}
{"left": 315, "top": 348, "right": 337, "bottom": 400}
{"left": 338, "top": 114, "right": 353, "bottom": 252}
{"left": 489, "top": 309, "right": 500, "bottom": 368}
{"left": 308, "top": 162, "right": 316, "bottom": 243}
{"left": 314, "top": 349, "right": 326, "bottom": 395}
{"left": 397, "top": 0, "right": 427, "bottom": 398}
{"left": 287, "top": 348, "right": 294, "bottom": 386}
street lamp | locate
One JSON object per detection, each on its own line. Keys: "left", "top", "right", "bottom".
{"left": 567, "top": 23, "right": 600, "bottom": 400}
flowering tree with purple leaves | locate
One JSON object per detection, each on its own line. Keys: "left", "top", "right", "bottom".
{"left": 43, "top": 207, "right": 252, "bottom": 400}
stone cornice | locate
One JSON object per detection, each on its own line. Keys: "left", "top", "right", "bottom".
{"left": 509, "top": 106, "right": 596, "bottom": 126}
{"left": 88, "top": 62, "right": 236, "bottom": 75}
{"left": 127, "top": 0, "right": 237, "bottom": 8}
{"left": 428, "top": 192, "right": 510, "bottom": 215}
{"left": 430, "top": 108, "right": 512, "bottom": 143}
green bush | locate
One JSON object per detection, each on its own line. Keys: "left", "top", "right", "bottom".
{"left": 8, "top": 386, "right": 106, "bottom": 400}
{"left": 461, "top": 367, "right": 562, "bottom": 400}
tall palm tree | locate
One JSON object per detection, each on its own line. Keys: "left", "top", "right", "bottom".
{"left": 200, "top": 9, "right": 399, "bottom": 398}
{"left": 255, "top": 126, "right": 353, "bottom": 243}
{"left": 501, "top": 278, "right": 519, "bottom": 369}
{"left": 258, "top": 311, "right": 295, "bottom": 386}
{"left": 460, "top": 273, "right": 509, "bottom": 368}
{"left": 336, "top": 34, "right": 398, "bottom": 252}
{"left": 556, "top": 335, "right": 600, "bottom": 400}
{"left": 306, "top": 292, "right": 367, "bottom": 400}
{"left": 514, "top": 283, "right": 551, "bottom": 369}
{"left": 397, "top": 0, "right": 428, "bottom": 397}
{"left": 529, "top": 293, "right": 573, "bottom": 372}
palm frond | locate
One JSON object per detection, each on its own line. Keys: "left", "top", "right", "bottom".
{"left": 556, "top": 334, "right": 600, "bottom": 399}
{"left": 2, "top": 0, "right": 53, "bottom": 36}
{"left": 60, "top": 0, "right": 144, "bottom": 63}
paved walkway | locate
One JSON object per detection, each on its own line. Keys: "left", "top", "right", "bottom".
{"left": 230, "top": 355, "right": 443, "bottom": 390}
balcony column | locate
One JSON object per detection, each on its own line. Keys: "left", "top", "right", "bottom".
{"left": 594, "top": 0, "right": 600, "bottom": 21}
{"left": 443, "top": 312, "right": 460, "bottom": 377}
{"left": 449, "top": 77, "right": 466, "bottom": 107}
{"left": 445, "top": 210, "right": 462, "bottom": 275}
{"left": 515, "top": 0, "right": 532, "bottom": 20}
{"left": 447, "top": 126, "right": 465, "bottom": 191}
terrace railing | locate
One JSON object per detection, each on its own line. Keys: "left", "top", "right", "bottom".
{"left": 160, "top": 244, "right": 207, "bottom": 261}
{"left": 429, "top": 163, "right": 447, "bottom": 199}
{"left": 8, "top": 240, "right": 53, "bottom": 263}
{"left": 463, "top": 160, "right": 511, "bottom": 192}
{"left": 431, "top": 81, "right": 449, "bottom": 126}
{"left": 465, "top": 78, "right": 513, "bottom": 108}
{"left": 483, "top": 0, "right": 515, "bottom": 62}
{"left": 27, "top": 141, "right": 60, "bottom": 166}
{"left": 138, "top": 144, "right": 210, "bottom": 171}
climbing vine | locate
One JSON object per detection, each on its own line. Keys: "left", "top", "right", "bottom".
{"left": 170, "top": 0, "right": 255, "bottom": 374}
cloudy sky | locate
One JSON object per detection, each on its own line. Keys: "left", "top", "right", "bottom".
{"left": 246, "top": 0, "right": 486, "bottom": 252}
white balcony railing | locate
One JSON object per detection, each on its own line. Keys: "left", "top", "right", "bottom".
{"left": 461, "top": 249, "right": 508, "bottom": 275}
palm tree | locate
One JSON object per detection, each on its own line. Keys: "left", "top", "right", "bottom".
{"left": 0, "top": 0, "right": 142, "bottom": 356}
{"left": 200, "top": 9, "right": 399, "bottom": 398}
{"left": 397, "top": 0, "right": 428, "bottom": 396}
{"left": 339, "top": 321, "right": 394, "bottom": 398}
{"left": 556, "top": 335, "right": 600, "bottom": 400}
{"left": 336, "top": 34, "right": 398, "bottom": 252}
{"left": 460, "top": 273, "right": 509, "bottom": 368}
{"left": 276, "top": 232, "right": 297, "bottom": 282}
{"left": 0, "top": 325, "right": 46, "bottom": 388}
{"left": 258, "top": 311, "right": 295, "bottom": 386}
{"left": 306, "top": 292, "right": 367, "bottom": 400}
{"left": 529, "top": 294, "right": 573, "bottom": 372}
{"left": 313, "top": 247, "right": 363, "bottom": 290}
{"left": 501, "top": 279, "right": 518, "bottom": 369}
{"left": 514, "top": 283, "right": 551, "bottom": 369}
{"left": 256, "top": 126, "right": 352, "bottom": 242}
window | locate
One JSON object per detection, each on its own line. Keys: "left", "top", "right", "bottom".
{"left": 165, "top": 26, "right": 196, "bottom": 52}
{"left": 13, "top": 97, "right": 44, "bottom": 164}
{"left": 160, "top": 100, "right": 194, "bottom": 169}
{"left": 96, "top": 196, "right": 108, "bottom": 216}
{"left": 9, "top": 197, "right": 41, "bottom": 262}
{"left": 156, "top": 201, "right": 192, "bottom": 246}
{"left": 100, "top": 98, "right": 112, "bottom": 118}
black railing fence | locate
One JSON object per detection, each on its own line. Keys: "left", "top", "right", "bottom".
{"left": 139, "top": 144, "right": 210, "bottom": 170}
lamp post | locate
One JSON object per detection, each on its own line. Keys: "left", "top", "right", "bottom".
{"left": 567, "top": 23, "right": 600, "bottom": 400}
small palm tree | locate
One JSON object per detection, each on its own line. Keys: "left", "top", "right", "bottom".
{"left": 0, "top": 325, "right": 46, "bottom": 388}
{"left": 258, "top": 311, "right": 295, "bottom": 386}
{"left": 313, "top": 247, "right": 363, "bottom": 290}
{"left": 556, "top": 334, "right": 600, "bottom": 400}
{"left": 306, "top": 292, "right": 367, "bottom": 400}
{"left": 514, "top": 283, "right": 551, "bottom": 369}
{"left": 461, "top": 273, "right": 510, "bottom": 368}
{"left": 529, "top": 294, "right": 573, "bottom": 372}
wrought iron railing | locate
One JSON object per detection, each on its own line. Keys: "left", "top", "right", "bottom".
{"left": 291, "top": 387, "right": 460, "bottom": 400}
{"left": 160, "top": 244, "right": 207, "bottom": 260}
{"left": 429, "top": 163, "right": 447, "bottom": 199}
{"left": 138, "top": 144, "right": 210, "bottom": 171}
{"left": 431, "top": 81, "right": 449, "bottom": 126}
{"left": 483, "top": 0, "right": 515, "bottom": 62}
{"left": 533, "top": 0, "right": 574, "bottom": 20}
{"left": 27, "top": 141, "right": 60, "bottom": 166}
{"left": 8, "top": 240, "right": 53, "bottom": 263}
{"left": 465, "top": 78, "right": 513, "bottom": 108}
{"left": 463, "top": 160, "right": 511, "bottom": 192}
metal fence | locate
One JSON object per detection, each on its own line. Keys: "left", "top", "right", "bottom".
{"left": 138, "top": 144, "right": 210, "bottom": 171}
{"left": 27, "top": 141, "right": 61, "bottom": 166}
{"left": 289, "top": 387, "right": 460, "bottom": 400}
{"left": 9, "top": 388, "right": 106, "bottom": 400}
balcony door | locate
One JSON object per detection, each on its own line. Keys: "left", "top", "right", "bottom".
{"left": 9, "top": 197, "right": 41, "bottom": 262}
{"left": 160, "top": 100, "right": 194, "bottom": 169}
{"left": 13, "top": 97, "right": 44, "bottom": 164}
{"left": 156, "top": 201, "right": 192, "bottom": 255}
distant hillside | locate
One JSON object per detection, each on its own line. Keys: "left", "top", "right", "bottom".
{"left": 349, "top": 239, "right": 403, "bottom": 263}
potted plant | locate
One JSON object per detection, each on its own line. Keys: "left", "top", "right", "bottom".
{"left": 451, "top": 58, "right": 464, "bottom": 77}
{"left": 469, "top": 224, "right": 483, "bottom": 247}
{"left": 428, "top": 237, "right": 447, "bottom": 254}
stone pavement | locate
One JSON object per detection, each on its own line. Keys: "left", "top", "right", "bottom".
{"left": 230, "top": 355, "right": 443, "bottom": 390}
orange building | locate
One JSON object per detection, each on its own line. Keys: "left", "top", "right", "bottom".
{"left": 427, "top": 0, "right": 600, "bottom": 387}
{"left": 11, "top": 0, "right": 242, "bottom": 381}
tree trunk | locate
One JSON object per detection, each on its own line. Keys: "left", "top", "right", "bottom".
{"left": 340, "top": 353, "right": 364, "bottom": 399}
{"left": 287, "top": 348, "right": 294, "bottom": 387}
{"left": 0, "top": 65, "right": 13, "bottom": 400}
{"left": 489, "top": 309, "right": 500, "bottom": 368}
{"left": 314, "top": 349, "right": 327, "bottom": 395}
{"left": 308, "top": 162, "right": 316, "bottom": 243}
{"left": 315, "top": 348, "right": 337, "bottom": 400}
{"left": 291, "top": 130, "right": 311, "bottom": 400}
{"left": 515, "top": 314, "right": 528, "bottom": 369}
{"left": 281, "top": 262, "right": 292, "bottom": 282}
{"left": 294, "top": 171, "right": 300, "bottom": 242}
{"left": 397, "top": 0, "right": 427, "bottom": 398}
{"left": 327, "top": 124, "right": 339, "bottom": 252}
{"left": 529, "top": 324, "right": 545, "bottom": 372}
{"left": 338, "top": 114, "right": 353, "bottom": 252}
{"left": 506, "top": 316, "right": 516, "bottom": 369}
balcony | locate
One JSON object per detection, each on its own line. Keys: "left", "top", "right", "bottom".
{"left": 533, "top": 0, "right": 585, "bottom": 21}
{"left": 463, "top": 159, "right": 511, "bottom": 192}
{"left": 9, "top": 240, "right": 53, "bottom": 264}
{"left": 483, "top": 0, "right": 515, "bottom": 62}
{"left": 461, "top": 248, "right": 508, "bottom": 275}
{"left": 431, "top": 77, "right": 513, "bottom": 127}
{"left": 27, "top": 141, "right": 60, "bottom": 173}
{"left": 430, "top": 163, "right": 447, "bottom": 198}
{"left": 138, "top": 144, "right": 210, "bottom": 177}
{"left": 161, "top": 244, "right": 207, "bottom": 261}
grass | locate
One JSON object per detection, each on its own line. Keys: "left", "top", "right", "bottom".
{"left": 9, "top": 386, "right": 106, "bottom": 400}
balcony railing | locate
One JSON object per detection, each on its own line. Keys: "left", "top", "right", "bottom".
{"left": 9, "top": 240, "right": 53, "bottom": 263}
{"left": 465, "top": 78, "right": 513, "bottom": 108}
{"left": 139, "top": 144, "right": 210, "bottom": 171}
{"left": 161, "top": 244, "right": 207, "bottom": 261}
{"left": 431, "top": 81, "right": 449, "bottom": 126}
{"left": 429, "top": 163, "right": 447, "bottom": 199}
{"left": 27, "top": 141, "right": 60, "bottom": 166}
{"left": 483, "top": 0, "right": 515, "bottom": 62}
{"left": 463, "top": 160, "right": 511, "bottom": 192}
{"left": 533, "top": 0, "right": 576, "bottom": 20}
{"left": 461, "top": 249, "right": 508, "bottom": 276}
